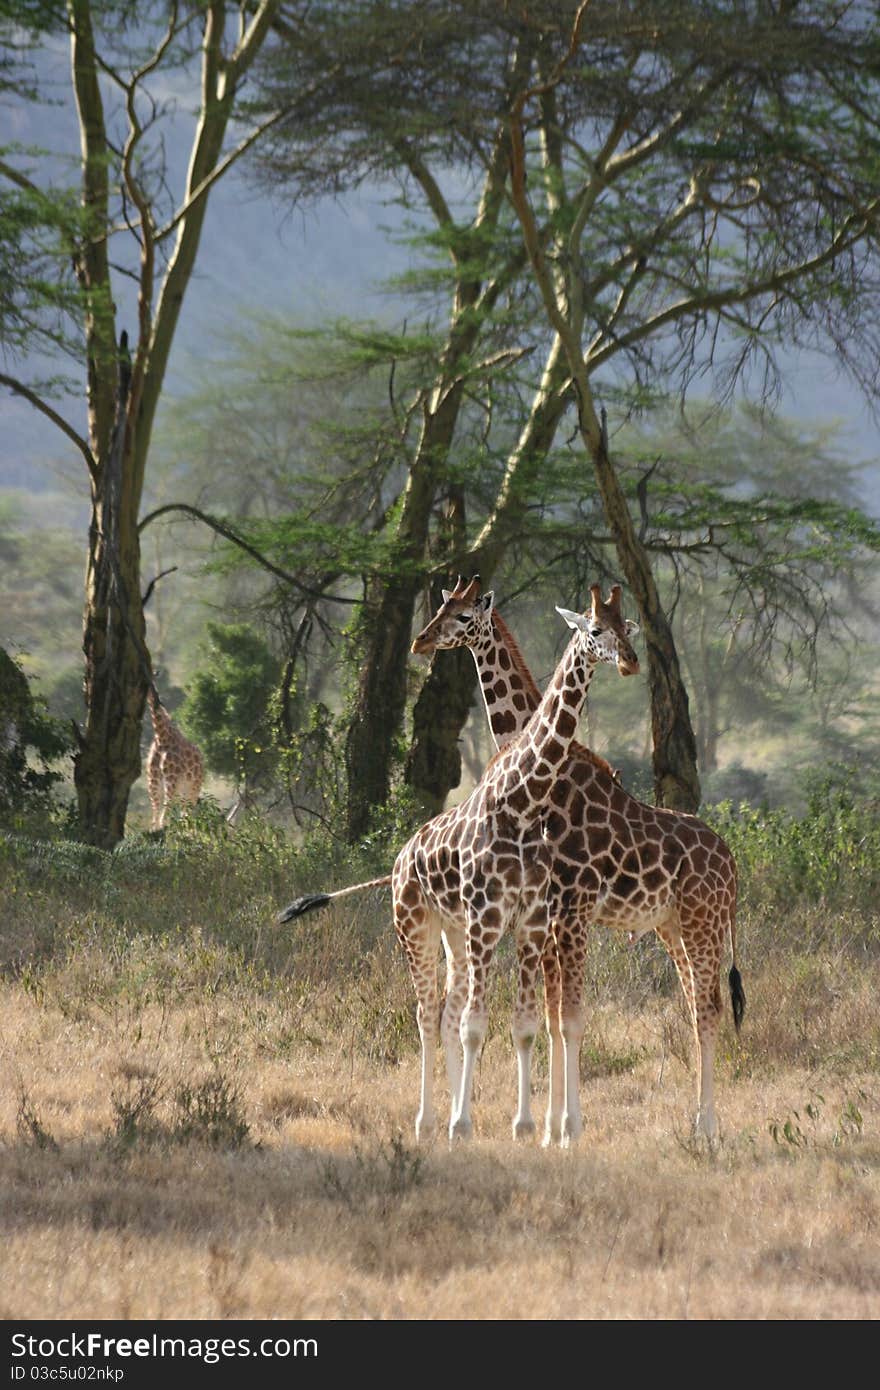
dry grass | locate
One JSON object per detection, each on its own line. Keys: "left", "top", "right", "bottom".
{"left": 1, "top": 809, "right": 878, "bottom": 1321}
{"left": 1, "top": 975, "right": 878, "bottom": 1321}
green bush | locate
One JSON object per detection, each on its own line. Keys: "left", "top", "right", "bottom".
{"left": 707, "top": 766, "right": 879, "bottom": 913}
{"left": 0, "top": 647, "right": 72, "bottom": 822}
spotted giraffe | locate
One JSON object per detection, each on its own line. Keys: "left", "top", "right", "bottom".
{"left": 145, "top": 687, "right": 204, "bottom": 830}
{"left": 280, "top": 587, "right": 639, "bottom": 1143}
{"left": 411, "top": 576, "right": 744, "bottom": 1145}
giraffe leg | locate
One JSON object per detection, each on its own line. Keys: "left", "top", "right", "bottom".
{"left": 395, "top": 899, "right": 442, "bottom": 1143}
{"left": 146, "top": 744, "right": 163, "bottom": 831}
{"left": 542, "top": 931, "right": 564, "bottom": 1147}
{"left": 440, "top": 920, "right": 467, "bottom": 1115}
{"left": 450, "top": 917, "right": 502, "bottom": 1143}
{"left": 688, "top": 919, "right": 724, "bottom": 1144}
{"left": 558, "top": 922, "right": 587, "bottom": 1148}
{"left": 511, "top": 915, "right": 544, "bottom": 1141}
{"left": 657, "top": 915, "right": 723, "bottom": 1145}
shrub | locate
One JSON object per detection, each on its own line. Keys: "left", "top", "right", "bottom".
{"left": 706, "top": 766, "right": 879, "bottom": 912}
{"left": 0, "top": 647, "right": 72, "bottom": 822}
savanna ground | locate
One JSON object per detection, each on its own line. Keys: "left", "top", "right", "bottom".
{"left": 1, "top": 783, "right": 878, "bottom": 1321}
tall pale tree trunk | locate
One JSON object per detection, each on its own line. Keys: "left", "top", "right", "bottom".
{"left": 61, "top": 0, "right": 280, "bottom": 845}
{"left": 344, "top": 41, "right": 534, "bottom": 840}
{"left": 586, "top": 425, "right": 700, "bottom": 809}
{"left": 344, "top": 383, "right": 475, "bottom": 840}
{"left": 508, "top": 96, "right": 701, "bottom": 811}
{"left": 404, "top": 337, "right": 571, "bottom": 812}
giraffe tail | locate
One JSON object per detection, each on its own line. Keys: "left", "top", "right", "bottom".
{"left": 276, "top": 873, "right": 393, "bottom": 924}
{"left": 728, "top": 966, "right": 745, "bottom": 1033}
{"left": 727, "top": 873, "right": 745, "bottom": 1032}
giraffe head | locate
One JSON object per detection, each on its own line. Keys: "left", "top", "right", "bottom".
{"left": 556, "top": 583, "right": 640, "bottom": 676}
{"left": 411, "top": 574, "right": 495, "bottom": 654}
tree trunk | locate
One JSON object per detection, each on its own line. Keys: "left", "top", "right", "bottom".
{"left": 74, "top": 486, "right": 148, "bottom": 847}
{"left": 344, "top": 572, "right": 422, "bottom": 840}
{"left": 508, "top": 98, "right": 701, "bottom": 813}
{"left": 344, "top": 357, "right": 489, "bottom": 840}
{"left": 404, "top": 580, "right": 478, "bottom": 818}
{"left": 588, "top": 425, "right": 700, "bottom": 811}
{"left": 74, "top": 343, "right": 151, "bottom": 847}
{"left": 404, "top": 338, "right": 571, "bottom": 813}
{"left": 63, "top": 1, "right": 279, "bottom": 847}
{"left": 343, "top": 40, "right": 536, "bottom": 841}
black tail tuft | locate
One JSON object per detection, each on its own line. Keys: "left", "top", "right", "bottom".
{"left": 729, "top": 965, "right": 746, "bottom": 1033}
{"left": 276, "top": 893, "right": 331, "bottom": 924}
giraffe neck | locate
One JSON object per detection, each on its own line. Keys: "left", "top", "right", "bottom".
{"left": 498, "top": 635, "right": 598, "bottom": 815}
{"left": 147, "top": 691, "right": 174, "bottom": 743}
{"left": 471, "top": 611, "right": 542, "bottom": 749}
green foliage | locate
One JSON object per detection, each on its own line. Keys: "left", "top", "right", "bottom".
{"left": 274, "top": 700, "right": 348, "bottom": 830}
{"left": 179, "top": 623, "right": 280, "bottom": 788}
{"left": 0, "top": 646, "right": 72, "bottom": 820}
{"left": 0, "top": 179, "right": 86, "bottom": 360}
{"left": 708, "top": 767, "right": 880, "bottom": 911}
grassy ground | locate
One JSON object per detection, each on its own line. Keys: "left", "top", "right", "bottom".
{"left": 1, "top": 795, "right": 878, "bottom": 1320}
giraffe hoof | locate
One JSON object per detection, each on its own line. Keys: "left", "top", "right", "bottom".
{"left": 689, "top": 1123, "right": 717, "bottom": 1145}
{"left": 449, "top": 1117, "right": 472, "bottom": 1143}
{"left": 561, "top": 1118, "right": 583, "bottom": 1148}
{"left": 691, "top": 1117, "right": 720, "bottom": 1151}
{"left": 513, "top": 1118, "right": 537, "bottom": 1141}
{"left": 415, "top": 1116, "right": 437, "bottom": 1144}
{"left": 542, "top": 1126, "right": 562, "bottom": 1149}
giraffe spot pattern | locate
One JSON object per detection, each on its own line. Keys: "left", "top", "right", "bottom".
{"left": 395, "top": 589, "right": 739, "bottom": 1144}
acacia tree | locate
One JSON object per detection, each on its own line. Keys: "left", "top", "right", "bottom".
{"left": 496, "top": 0, "right": 880, "bottom": 808}
{"left": 614, "top": 405, "right": 880, "bottom": 771}
{"left": 252, "top": 0, "right": 880, "bottom": 827}
{"left": 0, "top": 1, "right": 287, "bottom": 846}
{"left": 253, "top": 3, "right": 615, "bottom": 835}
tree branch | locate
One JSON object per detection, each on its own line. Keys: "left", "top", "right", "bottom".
{"left": 394, "top": 139, "right": 454, "bottom": 235}
{"left": 141, "top": 564, "right": 177, "bottom": 609}
{"left": 0, "top": 159, "right": 43, "bottom": 197}
{"left": 0, "top": 372, "right": 96, "bottom": 477}
{"left": 586, "top": 199, "right": 880, "bottom": 372}
{"left": 137, "top": 502, "right": 357, "bottom": 605}
{"left": 153, "top": 104, "right": 293, "bottom": 245}
{"left": 228, "top": 0, "right": 280, "bottom": 83}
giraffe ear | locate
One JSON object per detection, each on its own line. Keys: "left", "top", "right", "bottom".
{"left": 480, "top": 591, "right": 494, "bottom": 613}
{"left": 441, "top": 589, "right": 453, "bottom": 603}
{"left": 556, "top": 606, "right": 590, "bottom": 632}
{"left": 625, "top": 618, "right": 640, "bottom": 636}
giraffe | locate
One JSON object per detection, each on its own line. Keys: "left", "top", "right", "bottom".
{"left": 410, "top": 575, "right": 744, "bottom": 1145}
{"left": 280, "top": 586, "right": 639, "bottom": 1143}
{"left": 145, "top": 687, "right": 204, "bottom": 830}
